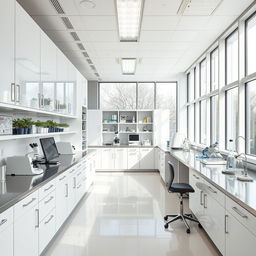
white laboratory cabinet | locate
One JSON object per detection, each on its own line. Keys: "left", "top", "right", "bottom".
{"left": 0, "top": 207, "right": 14, "bottom": 256}
{"left": 139, "top": 148, "right": 154, "bottom": 169}
{"left": 115, "top": 148, "right": 128, "bottom": 169}
{"left": 127, "top": 148, "right": 140, "bottom": 170}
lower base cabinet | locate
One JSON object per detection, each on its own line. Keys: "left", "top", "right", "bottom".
{"left": 0, "top": 208, "right": 13, "bottom": 256}
{"left": 189, "top": 168, "right": 256, "bottom": 256}
{"left": 225, "top": 210, "right": 256, "bottom": 256}
{"left": 39, "top": 209, "right": 56, "bottom": 254}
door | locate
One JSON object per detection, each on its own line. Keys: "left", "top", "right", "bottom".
{"left": 0, "top": 0, "right": 15, "bottom": 104}
{"left": 14, "top": 206, "right": 39, "bottom": 256}
{"left": 140, "top": 148, "right": 154, "bottom": 169}
{"left": 0, "top": 224, "right": 13, "bottom": 256}
{"left": 128, "top": 148, "right": 140, "bottom": 169}
{"left": 55, "top": 175, "right": 68, "bottom": 231}
{"left": 115, "top": 148, "right": 128, "bottom": 169}
{"left": 101, "top": 149, "right": 115, "bottom": 169}
{"left": 15, "top": 3, "right": 41, "bottom": 107}
{"left": 225, "top": 211, "right": 256, "bottom": 256}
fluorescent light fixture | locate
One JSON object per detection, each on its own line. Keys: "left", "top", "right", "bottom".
{"left": 121, "top": 58, "right": 136, "bottom": 75}
{"left": 116, "top": 0, "right": 144, "bottom": 42}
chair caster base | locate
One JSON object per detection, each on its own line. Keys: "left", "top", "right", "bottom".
{"left": 164, "top": 223, "right": 169, "bottom": 229}
{"left": 186, "top": 228, "right": 190, "bottom": 234}
{"left": 164, "top": 216, "right": 168, "bottom": 221}
{"left": 198, "top": 223, "right": 203, "bottom": 229}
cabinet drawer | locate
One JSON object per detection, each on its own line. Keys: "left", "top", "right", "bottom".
{"left": 204, "top": 179, "right": 225, "bottom": 207}
{"left": 226, "top": 196, "right": 256, "bottom": 237}
{"left": 39, "top": 190, "right": 55, "bottom": 222}
{"left": 0, "top": 207, "right": 13, "bottom": 233}
{"left": 14, "top": 190, "right": 38, "bottom": 219}
{"left": 56, "top": 172, "right": 67, "bottom": 184}
{"left": 68, "top": 166, "right": 77, "bottom": 175}
{"left": 39, "top": 179, "right": 56, "bottom": 201}
{"left": 39, "top": 209, "right": 56, "bottom": 254}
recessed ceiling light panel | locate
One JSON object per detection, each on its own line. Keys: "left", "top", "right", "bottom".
{"left": 116, "top": 0, "right": 144, "bottom": 42}
{"left": 121, "top": 58, "right": 137, "bottom": 75}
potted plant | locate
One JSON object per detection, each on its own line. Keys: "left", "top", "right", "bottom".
{"left": 46, "top": 120, "right": 58, "bottom": 133}
{"left": 35, "top": 121, "right": 45, "bottom": 134}
{"left": 58, "top": 123, "right": 69, "bottom": 132}
{"left": 22, "top": 118, "right": 34, "bottom": 134}
{"left": 12, "top": 118, "right": 25, "bottom": 135}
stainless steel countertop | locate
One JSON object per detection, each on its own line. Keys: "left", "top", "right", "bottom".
{"left": 0, "top": 150, "right": 93, "bottom": 214}
{"left": 167, "top": 148, "right": 256, "bottom": 217}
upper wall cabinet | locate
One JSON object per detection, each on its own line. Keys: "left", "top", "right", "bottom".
{"left": 0, "top": 0, "right": 15, "bottom": 104}
{"left": 15, "top": 2, "right": 41, "bottom": 108}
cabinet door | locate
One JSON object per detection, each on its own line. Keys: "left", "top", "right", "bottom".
{"left": 203, "top": 193, "right": 225, "bottom": 255}
{"left": 14, "top": 206, "right": 39, "bottom": 256}
{"left": 55, "top": 175, "right": 68, "bottom": 231}
{"left": 140, "top": 148, "right": 154, "bottom": 169}
{"left": 115, "top": 148, "right": 128, "bottom": 169}
{"left": 189, "top": 171, "right": 204, "bottom": 221}
{"left": 0, "top": 225, "right": 13, "bottom": 256}
{"left": 15, "top": 3, "right": 41, "bottom": 107}
{"left": 0, "top": 0, "right": 15, "bottom": 104}
{"left": 67, "top": 172, "right": 77, "bottom": 215}
{"left": 128, "top": 149, "right": 140, "bottom": 169}
{"left": 226, "top": 211, "right": 256, "bottom": 256}
{"left": 66, "top": 82, "right": 75, "bottom": 115}
{"left": 40, "top": 32, "right": 57, "bottom": 111}
{"left": 102, "top": 149, "right": 115, "bottom": 169}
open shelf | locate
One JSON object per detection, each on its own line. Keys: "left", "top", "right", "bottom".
{"left": 0, "top": 131, "right": 76, "bottom": 141}
{"left": 0, "top": 102, "right": 77, "bottom": 119}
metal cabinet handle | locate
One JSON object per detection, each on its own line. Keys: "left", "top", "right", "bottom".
{"left": 23, "top": 198, "right": 36, "bottom": 207}
{"left": 200, "top": 191, "right": 204, "bottom": 205}
{"left": 44, "top": 215, "right": 54, "bottom": 225}
{"left": 232, "top": 207, "right": 248, "bottom": 219}
{"left": 73, "top": 177, "right": 76, "bottom": 189}
{"left": 44, "top": 196, "right": 54, "bottom": 204}
{"left": 15, "top": 84, "right": 20, "bottom": 103}
{"left": 0, "top": 219, "right": 7, "bottom": 226}
{"left": 208, "top": 186, "right": 217, "bottom": 194}
{"left": 65, "top": 184, "right": 68, "bottom": 198}
{"left": 193, "top": 174, "right": 199, "bottom": 179}
{"left": 69, "top": 168, "right": 75, "bottom": 174}
{"left": 11, "top": 83, "right": 15, "bottom": 102}
{"left": 44, "top": 184, "right": 54, "bottom": 192}
{"left": 203, "top": 194, "right": 207, "bottom": 208}
{"left": 77, "top": 172, "right": 82, "bottom": 177}
{"left": 35, "top": 209, "right": 39, "bottom": 228}
{"left": 225, "top": 215, "right": 229, "bottom": 234}
{"left": 41, "top": 94, "right": 45, "bottom": 107}
{"left": 59, "top": 175, "right": 66, "bottom": 181}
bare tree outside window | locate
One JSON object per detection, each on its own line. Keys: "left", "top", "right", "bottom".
{"left": 100, "top": 83, "right": 136, "bottom": 109}
{"left": 137, "top": 83, "right": 154, "bottom": 109}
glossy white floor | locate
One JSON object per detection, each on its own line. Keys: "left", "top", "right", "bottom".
{"left": 44, "top": 172, "right": 220, "bottom": 256}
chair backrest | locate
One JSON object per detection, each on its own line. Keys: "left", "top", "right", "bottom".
{"left": 166, "top": 161, "right": 175, "bottom": 190}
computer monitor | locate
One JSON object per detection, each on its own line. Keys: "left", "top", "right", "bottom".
{"left": 128, "top": 134, "right": 140, "bottom": 145}
{"left": 40, "top": 137, "right": 60, "bottom": 164}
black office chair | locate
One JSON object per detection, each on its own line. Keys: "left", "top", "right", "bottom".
{"left": 164, "top": 161, "right": 201, "bottom": 234}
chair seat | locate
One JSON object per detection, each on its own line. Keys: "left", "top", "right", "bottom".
{"left": 169, "top": 183, "right": 195, "bottom": 193}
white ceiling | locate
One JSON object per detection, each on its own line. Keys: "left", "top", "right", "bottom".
{"left": 18, "top": 0, "right": 254, "bottom": 81}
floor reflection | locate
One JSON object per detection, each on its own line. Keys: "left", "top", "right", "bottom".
{"left": 44, "top": 172, "right": 220, "bottom": 256}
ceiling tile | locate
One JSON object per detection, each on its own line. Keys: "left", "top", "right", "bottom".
{"left": 141, "top": 16, "right": 181, "bottom": 30}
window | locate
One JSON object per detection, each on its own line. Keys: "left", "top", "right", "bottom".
{"left": 156, "top": 82, "right": 176, "bottom": 110}
{"left": 137, "top": 82, "right": 154, "bottom": 109}
{"left": 226, "top": 87, "right": 238, "bottom": 149}
{"left": 210, "top": 48, "right": 219, "bottom": 91}
{"left": 187, "top": 71, "right": 195, "bottom": 102}
{"left": 188, "top": 104, "right": 195, "bottom": 142}
{"left": 100, "top": 83, "right": 136, "bottom": 109}
{"left": 200, "top": 99, "right": 210, "bottom": 145}
{"left": 246, "top": 13, "right": 256, "bottom": 75}
{"left": 226, "top": 30, "right": 238, "bottom": 84}
{"left": 211, "top": 95, "right": 218, "bottom": 143}
{"left": 195, "top": 102, "right": 200, "bottom": 144}
{"left": 246, "top": 80, "right": 256, "bottom": 155}
{"left": 200, "top": 59, "right": 207, "bottom": 96}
